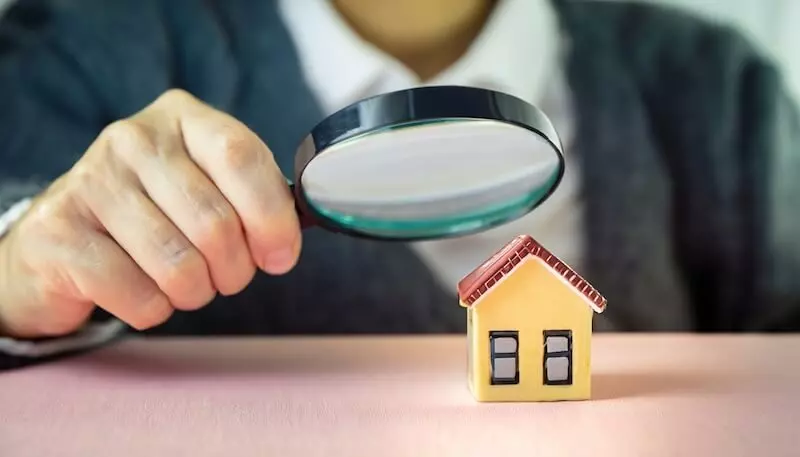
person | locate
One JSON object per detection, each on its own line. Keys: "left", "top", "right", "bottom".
{"left": 1, "top": 0, "right": 798, "bottom": 371}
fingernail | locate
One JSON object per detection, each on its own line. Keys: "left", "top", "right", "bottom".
{"left": 261, "top": 245, "right": 297, "bottom": 274}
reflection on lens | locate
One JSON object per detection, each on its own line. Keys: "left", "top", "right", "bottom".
{"left": 301, "top": 118, "right": 562, "bottom": 239}
{"left": 308, "top": 170, "right": 560, "bottom": 238}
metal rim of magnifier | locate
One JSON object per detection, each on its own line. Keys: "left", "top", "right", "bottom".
{"left": 289, "top": 85, "right": 565, "bottom": 241}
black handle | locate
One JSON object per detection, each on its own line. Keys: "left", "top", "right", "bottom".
{"left": 288, "top": 182, "right": 316, "bottom": 229}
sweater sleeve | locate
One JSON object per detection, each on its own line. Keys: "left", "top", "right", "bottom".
{"left": 683, "top": 26, "right": 800, "bottom": 330}
{"left": 747, "top": 64, "right": 800, "bottom": 330}
{"left": 0, "top": 0, "right": 174, "bottom": 185}
{"left": 612, "top": 3, "right": 800, "bottom": 331}
{"left": 701, "top": 30, "right": 800, "bottom": 331}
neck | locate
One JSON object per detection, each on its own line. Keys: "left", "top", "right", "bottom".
{"left": 332, "top": 0, "right": 495, "bottom": 80}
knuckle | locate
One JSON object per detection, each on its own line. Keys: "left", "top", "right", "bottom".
{"left": 156, "top": 245, "right": 215, "bottom": 311}
{"left": 22, "top": 200, "right": 62, "bottom": 234}
{"left": 216, "top": 129, "right": 264, "bottom": 171}
{"left": 22, "top": 201, "right": 81, "bottom": 251}
{"left": 157, "top": 88, "right": 194, "bottom": 105}
{"left": 195, "top": 200, "right": 240, "bottom": 253}
{"left": 100, "top": 119, "right": 158, "bottom": 161}
{"left": 102, "top": 119, "right": 152, "bottom": 148}
{"left": 66, "top": 162, "right": 96, "bottom": 188}
{"left": 157, "top": 247, "right": 211, "bottom": 304}
{"left": 30, "top": 172, "right": 89, "bottom": 220}
{"left": 65, "top": 161, "right": 110, "bottom": 202}
{"left": 154, "top": 226, "right": 197, "bottom": 268}
{"left": 143, "top": 222, "right": 205, "bottom": 299}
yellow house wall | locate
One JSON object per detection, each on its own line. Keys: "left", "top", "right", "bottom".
{"left": 466, "top": 258, "right": 593, "bottom": 402}
{"left": 466, "top": 307, "right": 475, "bottom": 394}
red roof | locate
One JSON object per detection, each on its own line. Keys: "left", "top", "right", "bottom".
{"left": 457, "top": 235, "right": 606, "bottom": 313}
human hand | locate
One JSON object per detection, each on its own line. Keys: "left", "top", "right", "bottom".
{"left": 0, "top": 89, "right": 301, "bottom": 338}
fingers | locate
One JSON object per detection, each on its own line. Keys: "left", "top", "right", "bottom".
{"left": 154, "top": 90, "right": 301, "bottom": 274}
{"left": 0, "top": 185, "right": 172, "bottom": 336}
{"left": 65, "top": 228, "right": 174, "bottom": 331}
{"left": 0, "top": 88, "right": 301, "bottom": 339}
{"left": 111, "top": 122, "right": 257, "bottom": 296}
{"left": 75, "top": 152, "right": 216, "bottom": 311}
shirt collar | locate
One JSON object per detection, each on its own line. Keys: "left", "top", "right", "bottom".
{"left": 428, "top": 0, "right": 562, "bottom": 106}
{"left": 278, "top": 0, "right": 563, "bottom": 115}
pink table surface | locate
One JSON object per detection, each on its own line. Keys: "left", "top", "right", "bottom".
{"left": 1, "top": 334, "right": 799, "bottom": 457}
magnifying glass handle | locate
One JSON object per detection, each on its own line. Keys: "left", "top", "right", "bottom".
{"left": 287, "top": 183, "right": 316, "bottom": 230}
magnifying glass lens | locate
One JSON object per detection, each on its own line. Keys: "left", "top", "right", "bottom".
{"left": 300, "top": 119, "right": 561, "bottom": 238}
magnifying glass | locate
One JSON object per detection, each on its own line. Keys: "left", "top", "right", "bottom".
{"left": 289, "top": 86, "right": 564, "bottom": 241}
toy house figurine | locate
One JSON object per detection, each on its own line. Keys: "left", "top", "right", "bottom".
{"left": 457, "top": 234, "right": 607, "bottom": 402}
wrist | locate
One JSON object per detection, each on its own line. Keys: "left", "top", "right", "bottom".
{"left": 0, "top": 229, "right": 36, "bottom": 338}
{"left": 0, "top": 197, "right": 35, "bottom": 337}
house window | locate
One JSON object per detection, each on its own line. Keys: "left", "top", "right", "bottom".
{"left": 489, "top": 331, "right": 519, "bottom": 385}
{"left": 543, "top": 330, "right": 572, "bottom": 385}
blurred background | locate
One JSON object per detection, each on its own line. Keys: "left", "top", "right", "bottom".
{"left": 1, "top": 0, "right": 797, "bottom": 104}
{"left": 0, "top": 0, "right": 798, "bottom": 336}
{"left": 634, "top": 0, "right": 799, "bottom": 104}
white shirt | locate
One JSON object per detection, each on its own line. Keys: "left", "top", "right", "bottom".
{"left": 278, "top": 0, "right": 585, "bottom": 289}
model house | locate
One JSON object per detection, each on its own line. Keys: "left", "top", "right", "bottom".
{"left": 457, "top": 234, "right": 607, "bottom": 402}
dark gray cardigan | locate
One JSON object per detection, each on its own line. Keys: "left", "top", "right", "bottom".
{"left": 1, "top": 0, "right": 799, "bottom": 354}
